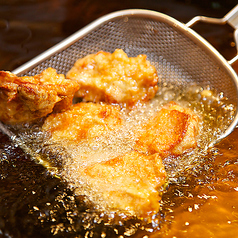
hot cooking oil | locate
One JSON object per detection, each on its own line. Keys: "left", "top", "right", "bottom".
{"left": 1, "top": 82, "right": 237, "bottom": 237}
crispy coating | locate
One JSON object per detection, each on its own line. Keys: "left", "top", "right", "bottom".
{"left": 0, "top": 68, "right": 79, "bottom": 124}
{"left": 66, "top": 49, "right": 159, "bottom": 108}
{"left": 43, "top": 101, "right": 198, "bottom": 217}
{"left": 42, "top": 102, "right": 123, "bottom": 142}
{"left": 80, "top": 151, "right": 166, "bottom": 218}
{"left": 135, "top": 102, "right": 199, "bottom": 156}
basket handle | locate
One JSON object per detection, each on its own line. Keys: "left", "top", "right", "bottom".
{"left": 186, "top": 4, "right": 238, "bottom": 65}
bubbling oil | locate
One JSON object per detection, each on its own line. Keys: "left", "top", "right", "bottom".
{"left": 4, "top": 82, "right": 236, "bottom": 236}
{"left": 8, "top": 82, "right": 235, "bottom": 186}
{"left": 58, "top": 82, "right": 235, "bottom": 186}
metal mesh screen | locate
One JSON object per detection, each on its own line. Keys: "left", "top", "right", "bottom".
{"left": 16, "top": 11, "right": 238, "bottom": 137}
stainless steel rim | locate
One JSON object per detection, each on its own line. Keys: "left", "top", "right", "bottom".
{"left": 12, "top": 9, "right": 238, "bottom": 141}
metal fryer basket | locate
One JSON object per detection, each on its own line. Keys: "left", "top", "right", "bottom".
{"left": 12, "top": 8, "right": 238, "bottom": 140}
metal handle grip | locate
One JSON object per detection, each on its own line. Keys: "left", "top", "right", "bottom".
{"left": 186, "top": 4, "right": 238, "bottom": 65}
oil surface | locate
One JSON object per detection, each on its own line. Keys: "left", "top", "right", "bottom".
{"left": 1, "top": 84, "right": 238, "bottom": 237}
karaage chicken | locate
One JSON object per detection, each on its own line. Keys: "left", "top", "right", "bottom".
{"left": 42, "top": 102, "right": 123, "bottom": 142}
{"left": 0, "top": 48, "right": 201, "bottom": 220}
{"left": 68, "top": 151, "right": 166, "bottom": 218}
{"left": 66, "top": 49, "right": 158, "bottom": 108}
{"left": 43, "top": 101, "right": 199, "bottom": 218}
{"left": 134, "top": 102, "right": 199, "bottom": 156}
{"left": 0, "top": 67, "right": 79, "bottom": 124}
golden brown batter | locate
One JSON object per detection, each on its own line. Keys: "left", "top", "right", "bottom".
{"left": 0, "top": 67, "right": 79, "bottom": 124}
{"left": 66, "top": 49, "right": 159, "bottom": 108}
{"left": 42, "top": 102, "right": 123, "bottom": 142}
{"left": 73, "top": 151, "right": 167, "bottom": 218}
{"left": 135, "top": 102, "right": 199, "bottom": 156}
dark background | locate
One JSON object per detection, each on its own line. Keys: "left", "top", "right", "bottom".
{"left": 0, "top": 0, "right": 237, "bottom": 71}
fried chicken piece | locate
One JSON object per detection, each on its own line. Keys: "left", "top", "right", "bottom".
{"left": 78, "top": 151, "right": 166, "bottom": 218}
{"left": 42, "top": 102, "right": 123, "bottom": 142}
{"left": 66, "top": 49, "right": 158, "bottom": 108}
{"left": 135, "top": 102, "right": 199, "bottom": 156}
{"left": 0, "top": 68, "right": 79, "bottom": 124}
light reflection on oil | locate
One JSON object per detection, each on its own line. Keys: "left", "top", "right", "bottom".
{"left": 1, "top": 83, "right": 238, "bottom": 237}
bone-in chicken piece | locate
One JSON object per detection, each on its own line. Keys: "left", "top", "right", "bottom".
{"left": 134, "top": 102, "right": 199, "bottom": 156}
{"left": 42, "top": 102, "right": 123, "bottom": 142}
{"left": 0, "top": 68, "right": 79, "bottom": 124}
{"left": 66, "top": 49, "right": 158, "bottom": 108}
{"left": 77, "top": 151, "right": 166, "bottom": 218}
